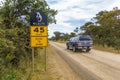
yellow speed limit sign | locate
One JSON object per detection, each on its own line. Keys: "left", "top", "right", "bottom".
{"left": 30, "top": 26, "right": 48, "bottom": 37}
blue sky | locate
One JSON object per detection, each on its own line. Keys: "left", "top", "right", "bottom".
{"left": 46, "top": 0, "right": 120, "bottom": 37}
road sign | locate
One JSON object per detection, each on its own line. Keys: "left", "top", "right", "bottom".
{"left": 30, "top": 26, "right": 48, "bottom": 37}
{"left": 30, "top": 10, "right": 48, "bottom": 26}
{"left": 30, "top": 10, "right": 48, "bottom": 47}
{"left": 30, "top": 10, "right": 48, "bottom": 73}
{"left": 31, "top": 37, "right": 48, "bottom": 47}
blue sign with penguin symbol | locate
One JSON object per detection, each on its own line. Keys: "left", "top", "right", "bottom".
{"left": 30, "top": 10, "right": 48, "bottom": 26}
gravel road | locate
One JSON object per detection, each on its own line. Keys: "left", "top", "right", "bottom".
{"left": 50, "top": 41, "right": 120, "bottom": 80}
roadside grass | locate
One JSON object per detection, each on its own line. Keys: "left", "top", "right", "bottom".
{"left": 19, "top": 47, "right": 54, "bottom": 80}
{"left": 93, "top": 45, "right": 120, "bottom": 54}
{"left": 0, "top": 40, "right": 62, "bottom": 80}
{"left": 0, "top": 47, "right": 55, "bottom": 80}
{"left": 57, "top": 40, "right": 66, "bottom": 43}
{"left": 11, "top": 48, "right": 47, "bottom": 80}
{"left": 50, "top": 40, "right": 66, "bottom": 43}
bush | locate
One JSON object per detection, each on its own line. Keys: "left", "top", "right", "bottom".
{"left": 0, "top": 27, "right": 32, "bottom": 79}
{"left": 0, "top": 68, "right": 17, "bottom": 80}
{"left": 113, "top": 39, "right": 120, "bottom": 52}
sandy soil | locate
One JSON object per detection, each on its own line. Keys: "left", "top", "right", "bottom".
{"left": 50, "top": 42, "right": 120, "bottom": 80}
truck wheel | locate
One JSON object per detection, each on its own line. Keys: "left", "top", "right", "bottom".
{"left": 86, "top": 49, "right": 91, "bottom": 52}
{"left": 73, "top": 46, "right": 76, "bottom": 52}
{"left": 67, "top": 45, "right": 69, "bottom": 49}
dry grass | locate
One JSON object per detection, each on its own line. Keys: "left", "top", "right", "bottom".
{"left": 29, "top": 46, "right": 61, "bottom": 80}
{"left": 93, "top": 45, "right": 120, "bottom": 54}
{"left": 17, "top": 47, "right": 55, "bottom": 80}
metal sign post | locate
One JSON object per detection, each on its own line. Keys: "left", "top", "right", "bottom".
{"left": 32, "top": 48, "right": 34, "bottom": 72}
{"left": 45, "top": 47, "right": 47, "bottom": 71}
{"left": 30, "top": 10, "right": 48, "bottom": 72}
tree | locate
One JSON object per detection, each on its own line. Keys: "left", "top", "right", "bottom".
{"left": 80, "top": 21, "right": 95, "bottom": 35}
{"left": 54, "top": 31, "right": 61, "bottom": 40}
{"left": 0, "top": 0, "right": 57, "bottom": 69}
{"left": 0, "top": 0, "right": 57, "bottom": 28}
{"left": 69, "top": 32, "right": 76, "bottom": 37}
{"left": 81, "top": 8, "right": 120, "bottom": 49}
{"left": 93, "top": 9, "right": 120, "bottom": 38}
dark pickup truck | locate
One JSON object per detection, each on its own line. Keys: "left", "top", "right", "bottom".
{"left": 66, "top": 35, "right": 93, "bottom": 52}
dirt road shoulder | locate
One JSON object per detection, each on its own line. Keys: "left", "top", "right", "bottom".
{"left": 46, "top": 45, "right": 81, "bottom": 80}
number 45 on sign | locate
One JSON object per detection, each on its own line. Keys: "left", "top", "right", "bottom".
{"left": 30, "top": 26, "right": 48, "bottom": 37}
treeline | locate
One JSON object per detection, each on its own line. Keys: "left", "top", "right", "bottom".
{"left": 51, "top": 7, "right": 120, "bottom": 52}
{"left": 80, "top": 7, "right": 120, "bottom": 52}
{"left": 0, "top": 0, "right": 57, "bottom": 79}
{"left": 50, "top": 31, "right": 76, "bottom": 41}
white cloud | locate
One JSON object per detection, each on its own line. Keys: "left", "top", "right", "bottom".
{"left": 46, "top": 0, "right": 120, "bottom": 37}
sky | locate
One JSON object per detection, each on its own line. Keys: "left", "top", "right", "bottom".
{"left": 46, "top": 0, "right": 120, "bottom": 37}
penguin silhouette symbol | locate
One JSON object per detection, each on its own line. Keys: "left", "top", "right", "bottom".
{"left": 36, "top": 12, "right": 42, "bottom": 23}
